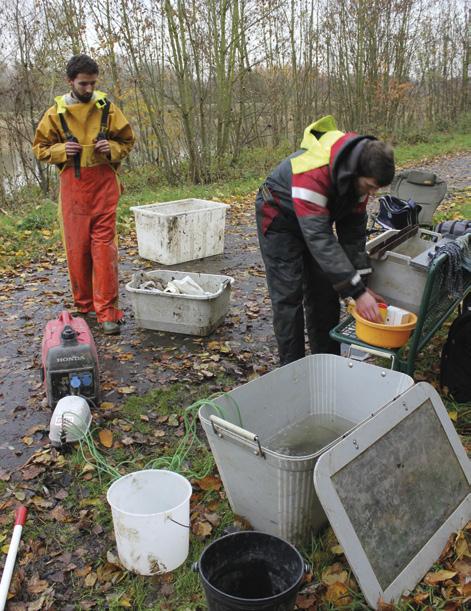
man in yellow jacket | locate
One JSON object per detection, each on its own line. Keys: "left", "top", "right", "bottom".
{"left": 33, "top": 54, "right": 135, "bottom": 335}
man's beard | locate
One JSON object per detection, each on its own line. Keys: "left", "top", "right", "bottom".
{"left": 72, "top": 89, "right": 93, "bottom": 103}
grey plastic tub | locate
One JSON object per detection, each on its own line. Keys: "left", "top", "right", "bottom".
{"left": 126, "top": 270, "right": 234, "bottom": 336}
{"left": 199, "top": 355, "right": 413, "bottom": 545}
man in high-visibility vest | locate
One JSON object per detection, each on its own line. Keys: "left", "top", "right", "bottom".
{"left": 256, "top": 116, "right": 394, "bottom": 365}
{"left": 33, "top": 54, "right": 135, "bottom": 335}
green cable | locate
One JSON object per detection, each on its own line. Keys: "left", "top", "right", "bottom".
{"left": 61, "top": 392, "right": 243, "bottom": 483}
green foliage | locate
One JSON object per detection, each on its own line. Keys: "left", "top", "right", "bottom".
{"left": 16, "top": 200, "right": 58, "bottom": 230}
{"left": 394, "top": 124, "right": 471, "bottom": 166}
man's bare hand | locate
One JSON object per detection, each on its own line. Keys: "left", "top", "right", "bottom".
{"left": 366, "top": 287, "right": 384, "bottom": 303}
{"left": 355, "top": 291, "right": 382, "bottom": 322}
{"left": 65, "top": 141, "right": 82, "bottom": 157}
{"left": 94, "top": 139, "right": 111, "bottom": 155}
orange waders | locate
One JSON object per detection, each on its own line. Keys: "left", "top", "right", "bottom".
{"left": 60, "top": 165, "right": 123, "bottom": 323}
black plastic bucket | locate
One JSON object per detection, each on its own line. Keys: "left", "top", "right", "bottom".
{"left": 194, "top": 531, "right": 307, "bottom": 611}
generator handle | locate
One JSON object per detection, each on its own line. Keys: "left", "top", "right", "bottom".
{"left": 59, "top": 311, "right": 74, "bottom": 326}
{"left": 209, "top": 415, "right": 265, "bottom": 458}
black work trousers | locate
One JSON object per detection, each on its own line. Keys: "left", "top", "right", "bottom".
{"left": 257, "top": 220, "right": 340, "bottom": 366}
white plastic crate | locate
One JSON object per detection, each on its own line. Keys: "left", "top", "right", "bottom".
{"left": 199, "top": 355, "right": 414, "bottom": 544}
{"left": 130, "top": 199, "right": 229, "bottom": 265}
{"left": 126, "top": 270, "right": 234, "bottom": 336}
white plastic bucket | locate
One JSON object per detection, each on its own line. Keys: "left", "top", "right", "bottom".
{"left": 107, "top": 469, "right": 192, "bottom": 575}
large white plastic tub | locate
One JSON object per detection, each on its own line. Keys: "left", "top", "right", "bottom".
{"left": 199, "top": 355, "right": 414, "bottom": 545}
{"left": 130, "top": 199, "right": 229, "bottom": 265}
{"left": 126, "top": 269, "right": 234, "bottom": 336}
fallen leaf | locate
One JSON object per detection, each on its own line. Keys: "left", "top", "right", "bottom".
{"left": 295, "top": 593, "right": 318, "bottom": 609}
{"left": 440, "top": 533, "right": 455, "bottom": 561}
{"left": 84, "top": 572, "right": 98, "bottom": 587}
{"left": 117, "top": 386, "right": 136, "bottom": 395}
{"left": 100, "top": 402, "right": 115, "bottom": 410}
{"left": 453, "top": 557, "right": 471, "bottom": 576}
{"left": 168, "top": 414, "right": 179, "bottom": 427}
{"left": 51, "top": 505, "right": 69, "bottom": 523}
{"left": 98, "top": 429, "right": 113, "bottom": 448}
{"left": 106, "top": 551, "right": 122, "bottom": 567}
{"left": 331, "top": 544, "right": 344, "bottom": 555}
{"left": 196, "top": 475, "right": 221, "bottom": 491}
{"left": 21, "top": 465, "right": 45, "bottom": 481}
{"left": 413, "top": 591, "right": 430, "bottom": 604}
{"left": 81, "top": 464, "right": 95, "bottom": 475}
{"left": 75, "top": 566, "right": 92, "bottom": 578}
{"left": 25, "top": 424, "right": 47, "bottom": 436}
{"left": 454, "top": 531, "right": 471, "bottom": 559}
{"left": 0, "top": 468, "right": 11, "bottom": 481}
{"left": 193, "top": 521, "right": 213, "bottom": 537}
{"left": 423, "top": 569, "right": 457, "bottom": 585}
{"left": 321, "top": 565, "right": 349, "bottom": 586}
{"left": 204, "top": 512, "right": 221, "bottom": 527}
{"left": 31, "top": 496, "right": 54, "bottom": 510}
{"left": 21, "top": 436, "right": 34, "bottom": 446}
{"left": 26, "top": 577, "right": 49, "bottom": 595}
{"left": 323, "top": 582, "right": 352, "bottom": 606}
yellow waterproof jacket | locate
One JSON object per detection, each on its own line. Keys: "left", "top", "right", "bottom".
{"left": 32, "top": 92, "right": 135, "bottom": 171}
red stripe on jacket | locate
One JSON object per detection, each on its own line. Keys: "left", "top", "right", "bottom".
{"left": 292, "top": 165, "right": 330, "bottom": 218}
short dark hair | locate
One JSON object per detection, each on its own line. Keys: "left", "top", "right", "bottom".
{"left": 66, "top": 54, "right": 99, "bottom": 80}
{"left": 358, "top": 140, "right": 395, "bottom": 187}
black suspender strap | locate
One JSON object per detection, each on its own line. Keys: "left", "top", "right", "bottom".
{"left": 58, "top": 112, "right": 73, "bottom": 140}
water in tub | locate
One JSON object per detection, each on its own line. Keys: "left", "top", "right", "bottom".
{"left": 266, "top": 413, "right": 355, "bottom": 456}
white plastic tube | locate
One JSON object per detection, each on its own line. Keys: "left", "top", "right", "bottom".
{"left": 0, "top": 506, "right": 27, "bottom": 611}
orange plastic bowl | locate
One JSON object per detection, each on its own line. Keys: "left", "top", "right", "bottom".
{"left": 351, "top": 308, "right": 417, "bottom": 349}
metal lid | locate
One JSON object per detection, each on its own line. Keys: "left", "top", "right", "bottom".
{"left": 313, "top": 382, "right": 471, "bottom": 608}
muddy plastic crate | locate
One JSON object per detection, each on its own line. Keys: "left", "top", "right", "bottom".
{"left": 130, "top": 199, "right": 229, "bottom": 265}
{"left": 199, "top": 354, "right": 413, "bottom": 544}
{"left": 126, "top": 270, "right": 234, "bottom": 336}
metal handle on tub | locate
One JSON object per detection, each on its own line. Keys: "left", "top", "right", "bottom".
{"left": 380, "top": 251, "right": 412, "bottom": 263}
{"left": 209, "top": 415, "right": 265, "bottom": 459}
{"left": 222, "top": 277, "right": 234, "bottom": 288}
{"left": 345, "top": 344, "right": 396, "bottom": 369}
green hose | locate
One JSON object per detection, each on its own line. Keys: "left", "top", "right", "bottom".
{"left": 64, "top": 393, "right": 242, "bottom": 483}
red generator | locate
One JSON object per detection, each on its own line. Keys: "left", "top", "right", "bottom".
{"left": 41, "top": 311, "right": 100, "bottom": 408}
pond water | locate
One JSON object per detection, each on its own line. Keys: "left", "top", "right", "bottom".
{"left": 0, "top": 147, "right": 31, "bottom": 192}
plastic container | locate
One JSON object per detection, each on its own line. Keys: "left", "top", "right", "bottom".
{"left": 194, "top": 531, "right": 307, "bottom": 611}
{"left": 198, "top": 355, "right": 414, "bottom": 544}
{"left": 351, "top": 307, "right": 417, "bottom": 349}
{"left": 107, "top": 469, "right": 192, "bottom": 575}
{"left": 126, "top": 270, "right": 234, "bottom": 335}
{"left": 130, "top": 199, "right": 229, "bottom": 265}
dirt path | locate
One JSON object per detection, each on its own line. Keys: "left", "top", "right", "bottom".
{"left": 1, "top": 152, "right": 469, "bottom": 470}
